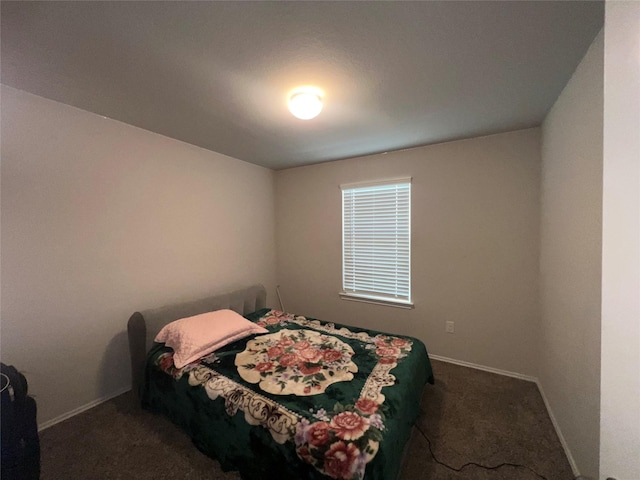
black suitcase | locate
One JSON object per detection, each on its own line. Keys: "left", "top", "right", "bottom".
{"left": 1, "top": 363, "right": 40, "bottom": 480}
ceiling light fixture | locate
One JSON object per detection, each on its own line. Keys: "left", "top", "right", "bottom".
{"left": 288, "top": 87, "right": 323, "bottom": 120}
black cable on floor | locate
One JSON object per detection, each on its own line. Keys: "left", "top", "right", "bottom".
{"left": 413, "top": 422, "right": 549, "bottom": 480}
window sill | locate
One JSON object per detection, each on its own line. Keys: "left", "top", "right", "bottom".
{"left": 339, "top": 292, "right": 414, "bottom": 309}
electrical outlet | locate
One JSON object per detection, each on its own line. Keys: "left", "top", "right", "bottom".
{"left": 445, "top": 321, "right": 454, "bottom": 333}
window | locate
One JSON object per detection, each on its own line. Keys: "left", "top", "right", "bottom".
{"left": 340, "top": 178, "right": 412, "bottom": 308}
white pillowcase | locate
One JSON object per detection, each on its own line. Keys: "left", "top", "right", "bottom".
{"left": 154, "top": 309, "right": 268, "bottom": 368}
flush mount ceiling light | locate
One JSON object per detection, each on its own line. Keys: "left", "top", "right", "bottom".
{"left": 288, "top": 87, "right": 323, "bottom": 120}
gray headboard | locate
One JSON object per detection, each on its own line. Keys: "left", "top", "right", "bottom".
{"left": 127, "top": 284, "right": 267, "bottom": 398}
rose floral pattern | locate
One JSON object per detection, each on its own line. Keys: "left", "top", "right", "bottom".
{"left": 153, "top": 309, "right": 417, "bottom": 480}
{"left": 156, "top": 351, "right": 219, "bottom": 380}
{"left": 254, "top": 309, "right": 297, "bottom": 328}
{"left": 254, "top": 310, "right": 415, "bottom": 404}
{"left": 295, "top": 400, "right": 386, "bottom": 480}
{"left": 235, "top": 329, "right": 358, "bottom": 396}
{"left": 368, "top": 334, "right": 412, "bottom": 363}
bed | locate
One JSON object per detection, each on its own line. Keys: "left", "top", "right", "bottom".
{"left": 127, "top": 284, "right": 434, "bottom": 480}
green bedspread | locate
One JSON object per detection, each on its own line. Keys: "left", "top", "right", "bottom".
{"left": 143, "top": 308, "right": 434, "bottom": 480}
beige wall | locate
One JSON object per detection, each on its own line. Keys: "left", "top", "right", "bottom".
{"left": 539, "top": 31, "right": 603, "bottom": 478}
{"left": 0, "top": 86, "right": 277, "bottom": 425}
{"left": 600, "top": 2, "right": 640, "bottom": 478}
{"left": 275, "top": 128, "right": 541, "bottom": 376}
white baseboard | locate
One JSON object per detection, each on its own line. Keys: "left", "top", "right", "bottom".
{"left": 428, "top": 353, "right": 538, "bottom": 383}
{"left": 38, "top": 386, "right": 131, "bottom": 432}
{"left": 534, "top": 381, "right": 580, "bottom": 477}
{"left": 428, "top": 354, "right": 580, "bottom": 477}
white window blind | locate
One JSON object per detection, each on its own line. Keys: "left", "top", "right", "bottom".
{"left": 341, "top": 179, "right": 411, "bottom": 306}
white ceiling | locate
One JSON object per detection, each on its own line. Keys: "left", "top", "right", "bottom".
{"left": 1, "top": 1, "right": 603, "bottom": 170}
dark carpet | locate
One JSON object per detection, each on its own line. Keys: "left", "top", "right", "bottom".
{"left": 39, "top": 360, "right": 574, "bottom": 479}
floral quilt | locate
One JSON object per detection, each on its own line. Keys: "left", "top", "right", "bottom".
{"left": 144, "top": 309, "right": 434, "bottom": 480}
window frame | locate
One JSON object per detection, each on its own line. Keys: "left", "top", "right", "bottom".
{"left": 340, "top": 178, "right": 413, "bottom": 309}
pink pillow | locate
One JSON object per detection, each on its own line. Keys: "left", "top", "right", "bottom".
{"left": 154, "top": 309, "right": 268, "bottom": 368}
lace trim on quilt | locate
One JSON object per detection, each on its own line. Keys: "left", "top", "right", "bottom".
{"left": 188, "top": 365, "right": 300, "bottom": 444}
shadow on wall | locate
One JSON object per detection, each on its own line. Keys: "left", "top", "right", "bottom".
{"left": 98, "top": 330, "right": 131, "bottom": 400}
